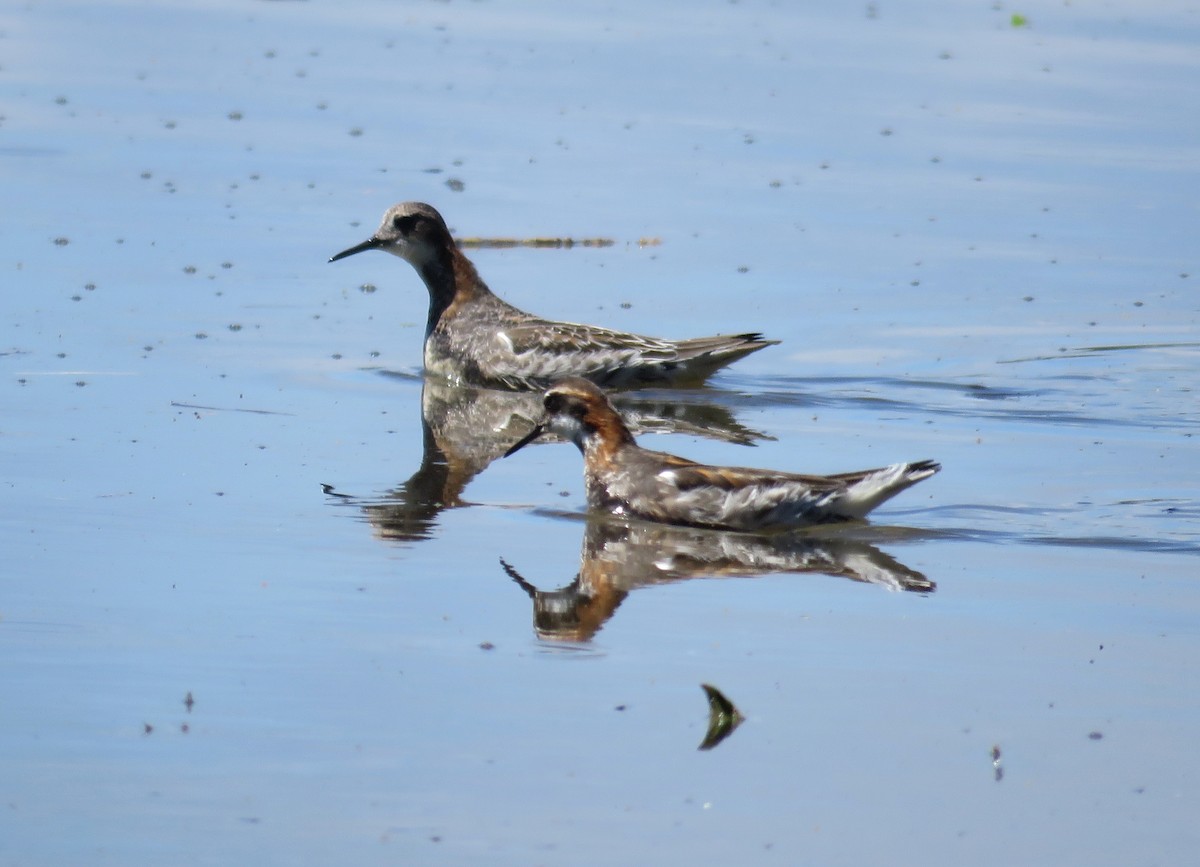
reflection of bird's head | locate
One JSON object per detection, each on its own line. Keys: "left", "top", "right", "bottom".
{"left": 501, "top": 557, "right": 627, "bottom": 644}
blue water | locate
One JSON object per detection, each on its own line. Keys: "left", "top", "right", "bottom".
{"left": 3, "top": 1, "right": 1199, "bottom": 864}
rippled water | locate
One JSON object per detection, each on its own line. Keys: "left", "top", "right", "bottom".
{"left": 4, "top": 1, "right": 1199, "bottom": 864}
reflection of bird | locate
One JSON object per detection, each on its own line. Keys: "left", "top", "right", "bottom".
{"left": 506, "top": 378, "right": 941, "bottom": 532}
{"left": 504, "top": 517, "right": 936, "bottom": 643}
{"left": 345, "top": 379, "right": 771, "bottom": 542}
{"left": 329, "top": 202, "right": 777, "bottom": 390}
{"left": 355, "top": 383, "right": 542, "bottom": 543}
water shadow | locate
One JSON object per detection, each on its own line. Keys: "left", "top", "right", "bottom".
{"left": 914, "top": 503, "right": 1200, "bottom": 554}
{"left": 719, "top": 371, "right": 1200, "bottom": 432}
{"left": 501, "top": 517, "right": 935, "bottom": 643}
{"left": 999, "top": 341, "right": 1200, "bottom": 364}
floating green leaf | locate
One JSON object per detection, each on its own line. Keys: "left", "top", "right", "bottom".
{"left": 698, "top": 683, "right": 745, "bottom": 751}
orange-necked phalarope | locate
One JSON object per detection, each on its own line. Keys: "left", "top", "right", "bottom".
{"left": 504, "top": 378, "right": 941, "bottom": 532}
{"left": 329, "top": 202, "right": 777, "bottom": 390}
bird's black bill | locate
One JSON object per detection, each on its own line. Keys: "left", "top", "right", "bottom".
{"left": 503, "top": 424, "right": 546, "bottom": 458}
{"left": 329, "top": 237, "right": 383, "bottom": 262}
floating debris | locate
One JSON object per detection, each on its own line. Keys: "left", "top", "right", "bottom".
{"left": 456, "top": 236, "right": 616, "bottom": 250}
{"left": 698, "top": 683, "right": 744, "bottom": 751}
{"left": 170, "top": 401, "right": 294, "bottom": 417}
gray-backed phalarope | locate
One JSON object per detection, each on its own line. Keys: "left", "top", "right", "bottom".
{"left": 504, "top": 378, "right": 941, "bottom": 532}
{"left": 329, "top": 202, "right": 777, "bottom": 390}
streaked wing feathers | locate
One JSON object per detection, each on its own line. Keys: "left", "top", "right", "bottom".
{"left": 661, "top": 460, "right": 849, "bottom": 495}
{"left": 501, "top": 319, "right": 678, "bottom": 360}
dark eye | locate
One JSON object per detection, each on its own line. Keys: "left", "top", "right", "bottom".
{"left": 545, "top": 393, "right": 565, "bottom": 413}
{"left": 392, "top": 214, "right": 419, "bottom": 234}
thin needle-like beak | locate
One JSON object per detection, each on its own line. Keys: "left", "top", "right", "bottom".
{"left": 503, "top": 423, "right": 547, "bottom": 458}
{"left": 329, "top": 237, "right": 384, "bottom": 262}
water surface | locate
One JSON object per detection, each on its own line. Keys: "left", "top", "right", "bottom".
{"left": 3, "top": 1, "right": 1199, "bottom": 864}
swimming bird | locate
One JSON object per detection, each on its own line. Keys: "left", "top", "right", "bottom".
{"left": 504, "top": 378, "right": 940, "bottom": 532}
{"left": 329, "top": 202, "right": 777, "bottom": 390}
